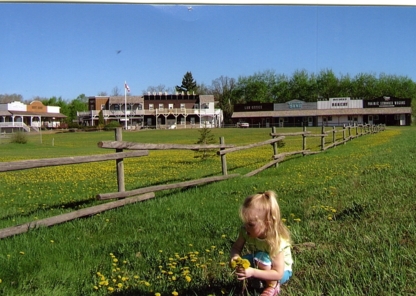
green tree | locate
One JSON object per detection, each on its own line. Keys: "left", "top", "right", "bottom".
{"left": 67, "top": 94, "right": 88, "bottom": 126}
{"left": 195, "top": 127, "right": 216, "bottom": 159}
{"left": 98, "top": 110, "right": 105, "bottom": 129}
{"left": 176, "top": 72, "right": 197, "bottom": 94}
{"left": 316, "top": 69, "right": 339, "bottom": 99}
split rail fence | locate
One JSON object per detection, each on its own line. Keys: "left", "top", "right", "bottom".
{"left": 0, "top": 124, "right": 384, "bottom": 239}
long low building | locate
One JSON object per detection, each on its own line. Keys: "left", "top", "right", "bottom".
{"left": 232, "top": 96, "right": 412, "bottom": 127}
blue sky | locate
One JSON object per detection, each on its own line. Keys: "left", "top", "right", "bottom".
{"left": 1, "top": 3, "right": 415, "bottom": 101}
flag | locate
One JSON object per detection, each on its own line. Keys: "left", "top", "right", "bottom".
{"left": 124, "top": 82, "right": 130, "bottom": 92}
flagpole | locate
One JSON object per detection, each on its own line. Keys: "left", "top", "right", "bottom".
{"left": 124, "top": 81, "right": 127, "bottom": 130}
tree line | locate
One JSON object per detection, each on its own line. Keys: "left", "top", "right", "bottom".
{"left": 1, "top": 69, "right": 415, "bottom": 126}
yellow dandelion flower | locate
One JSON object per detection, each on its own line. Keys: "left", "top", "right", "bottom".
{"left": 93, "top": 285, "right": 98, "bottom": 290}
{"left": 172, "top": 291, "right": 179, "bottom": 296}
{"left": 221, "top": 234, "right": 226, "bottom": 238}
{"left": 144, "top": 281, "right": 151, "bottom": 286}
{"left": 19, "top": 251, "right": 25, "bottom": 255}
{"left": 294, "top": 218, "right": 301, "bottom": 222}
{"left": 117, "top": 283, "right": 123, "bottom": 288}
{"left": 113, "top": 258, "right": 118, "bottom": 263}
{"left": 155, "top": 293, "right": 161, "bottom": 296}
{"left": 108, "top": 287, "right": 114, "bottom": 292}
{"left": 171, "top": 276, "right": 177, "bottom": 281}
{"left": 241, "top": 259, "right": 250, "bottom": 269}
{"left": 50, "top": 240, "right": 54, "bottom": 243}
{"left": 185, "top": 275, "right": 191, "bottom": 282}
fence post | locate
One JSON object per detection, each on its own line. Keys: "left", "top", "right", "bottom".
{"left": 220, "top": 137, "right": 227, "bottom": 175}
{"left": 348, "top": 124, "right": 351, "bottom": 139}
{"left": 115, "top": 127, "right": 125, "bottom": 192}
{"left": 332, "top": 126, "right": 335, "bottom": 145}
{"left": 343, "top": 124, "right": 346, "bottom": 144}
{"left": 321, "top": 124, "right": 325, "bottom": 151}
{"left": 355, "top": 123, "right": 358, "bottom": 137}
{"left": 302, "top": 125, "right": 307, "bottom": 155}
{"left": 272, "top": 127, "right": 279, "bottom": 167}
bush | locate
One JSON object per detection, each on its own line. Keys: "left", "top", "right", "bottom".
{"left": 10, "top": 131, "right": 28, "bottom": 144}
{"left": 104, "top": 121, "right": 122, "bottom": 131}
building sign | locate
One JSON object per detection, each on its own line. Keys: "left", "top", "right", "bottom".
{"left": 27, "top": 101, "right": 47, "bottom": 113}
{"left": 363, "top": 97, "right": 411, "bottom": 108}
{"left": 234, "top": 102, "right": 273, "bottom": 112}
{"left": 288, "top": 102, "right": 303, "bottom": 109}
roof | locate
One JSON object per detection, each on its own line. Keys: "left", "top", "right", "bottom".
{"left": 232, "top": 107, "right": 412, "bottom": 118}
{"left": 0, "top": 111, "right": 11, "bottom": 116}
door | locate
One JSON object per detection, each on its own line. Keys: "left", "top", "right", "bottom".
{"left": 368, "top": 115, "right": 373, "bottom": 125}
{"left": 400, "top": 114, "right": 405, "bottom": 126}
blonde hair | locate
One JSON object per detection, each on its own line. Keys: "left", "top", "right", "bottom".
{"left": 239, "top": 190, "right": 292, "bottom": 258}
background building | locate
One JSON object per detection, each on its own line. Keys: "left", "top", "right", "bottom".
{"left": 232, "top": 97, "right": 412, "bottom": 127}
{"left": 0, "top": 100, "right": 66, "bottom": 132}
{"left": 78, "top": 93, "right": 223, "bottom": 129}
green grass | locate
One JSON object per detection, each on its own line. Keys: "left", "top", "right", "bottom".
{"left": 0, "top": 127, "right": 415, "bottom": 295}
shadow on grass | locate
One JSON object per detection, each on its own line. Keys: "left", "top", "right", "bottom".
{"left": 0, "top": 198, "right": 97, "bottom": 222}
{"left": 108, "top": 282, "right": 257, "bottom": 296}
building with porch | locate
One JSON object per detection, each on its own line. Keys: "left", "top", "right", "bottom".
{"left": 0, "top": 100, "right": 66, "bottom": 132}
{"left": 78, "top": 93, "right": 223, "bottom": 129}
{"left": 231, "top": 97, "right": 412, "bottom": 127}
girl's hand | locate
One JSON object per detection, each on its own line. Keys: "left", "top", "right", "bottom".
{"left": 236, "top": 267, "right": 254, "bottom": 280}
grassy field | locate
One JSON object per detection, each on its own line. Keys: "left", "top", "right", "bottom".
{"left": 0, "top": 126, "right": 415, "bottom": 295}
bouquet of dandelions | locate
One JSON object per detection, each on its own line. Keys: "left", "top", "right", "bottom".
{"left": 230, "top": 257, "right": 251, "bottom": 295}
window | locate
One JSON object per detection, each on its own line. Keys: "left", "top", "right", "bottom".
{"left": 180, "top": 103, "right": 185, "bottom": 110}
{"left": 149, "top": 104, "right": 154, "bottom": 110}
{"left": 101, "top": 104, "right": 105, "bottom": 110}
{"left": 168, "top": 104, "right": 173, "bottom": 110}
{"left": 114, "top": 105, "right": 120, "bottom": 111}
{"left": 159, "top": 104, "right": 164, "bottom": 110}
{"left": 137, "top": 103, "right": 142, "bottom": 110}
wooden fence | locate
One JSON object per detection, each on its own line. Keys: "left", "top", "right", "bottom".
{"left": 0, "top": 124, "right": 384, "bottom": 239}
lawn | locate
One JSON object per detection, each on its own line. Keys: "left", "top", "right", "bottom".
{"left": 0, "top": 126, "right": 415, "bottom": 295}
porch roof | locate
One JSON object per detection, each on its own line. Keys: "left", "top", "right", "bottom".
{"left": 8, "top": 111, "right": 67, "bottom": 118}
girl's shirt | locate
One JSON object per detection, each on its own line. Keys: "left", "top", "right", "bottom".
{"left": 240, "top": 226, "right": 293, "bottom": 271}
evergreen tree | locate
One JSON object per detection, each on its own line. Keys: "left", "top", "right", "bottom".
{"left": 195, "top": 127, "right": 216, "bottom": 159}
{"left": 176, "top": 72, "right": 197, "bottom": 94}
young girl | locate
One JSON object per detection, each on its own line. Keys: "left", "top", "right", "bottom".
{"left": 230, "top": 190, "right": 293, "bottom": 296}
